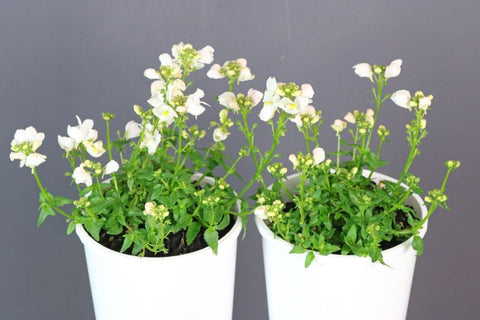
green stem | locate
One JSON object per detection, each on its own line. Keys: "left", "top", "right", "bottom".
{"left": 105, "top": 119, "right": 113, "bottom": 161}
{"left": 33, "top": 169, "right": 72, "bottom": 220}
{"left": 366, "top": 78, "right": 384, "bottom": 148}
{"left": 336, "top": 133, "right": 341, "bottom": 170}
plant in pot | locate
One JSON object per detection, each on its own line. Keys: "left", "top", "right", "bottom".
{"left": 9, "top": 43, "right": 287, "bottom": 320}
{"left": 253, "top": 60, "right": 460, "bottom": 320}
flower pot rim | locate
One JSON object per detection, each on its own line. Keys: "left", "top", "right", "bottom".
{"left": 76, "top": 214, "right": 242, "bottom": 261}
{"left": 255, "top": 170, "right": 428, "bottom": 260}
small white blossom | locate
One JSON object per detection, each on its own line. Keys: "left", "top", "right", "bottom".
{"left": 259, "top": 104, "right": 277, "bottom": 122}
{"left": 254, "top": 205, "right": 268, "bottom": 220}
{"left": 218, "top": 92, "right": 239, "bottom": 111}
{"left": 10, "top": 127, "right": 47, "bottom": 169}
{"left": 312, "top": 147, "right": 326, "bottom": 165}
{"left": 213, "top": 127, "right": 230, "bottom": 142}
{"left": 11, "top": 126, "right": 45, "bottom": 151}
{"left": 331, "top": 119, "right": 347, "bottom": 133}
{"left": 420, "top": 119, "right": 427, "bottom": 130}
{"left": 84, "top": 140, "right": 106, "bottom": 158}
{"left": 140, "top": 124, "right": 161, "bottom": 155}
{"left": 248, "top": 89, "right": 263, "bottom": 107}
{"left": 72, "top": 164, "right": 92, "bottom": 187}
{"left": 384, "top": 59, "right": 402, "bottom": 79}
{"left": 125, "top": 121, "right": 142, "bottom": 139}
{"left": 185, "top": 89, "right": 208, "bottom": 117}
{"left": 353, "top": 63, "right": 373, "bottom": 81}
{"left": 344, "top": 112, "right": 356, "bottom": 124}
{"left": 144, "top": 68, "right": 160, "bottom": 80}
{"left": 57, "top": 135, "right": 75, "bottom": 153}
{"left": 153, "top": 104, "right": 178, "bottom": 126}
{"left": 301, "top": 84, "right": 314, "bottom": 99}
{"left": 206, "top": 64, "right": 224, "bottom": 79}
{"left": 288, "top": 154, "right": 298, "bottom": 167}
{"left": 67, "top": 116, "right": 98, "bottom": 148}
{"left": 419, "top": 96, "right": 432, "bottom": 110}
{"left": 291, "top": 106, "right": 319, "bottom": 127}
{"left": 104, "top": 160, "right": 119, "bottom": 175}
{"left": 278, "top": 97, "right": 300, "bottom": 115}
{"left": 150, "top": 80, "right": 166, "bottom": 99}
{"left": 391, "top": 90, "right": 412, "bottom": 109}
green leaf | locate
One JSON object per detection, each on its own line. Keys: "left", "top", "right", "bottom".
{"left": 37, "top": 202, "right": 55, "bottom": 227}
{"left": 54, "top": 196, "right": 73, "bottom": 207}
{"left": 412, "top": 235, "right": 424, "bottom": 256}
{"left": 66, "top": 221, "right": 76, "bottom": 235}
{"left": 120, "top": 234, "right": 134, "bottom": 253}
{"left": 290, "top": 245, "right": 306, "bottom": 254}
{"left": 204, "top": 228, "right": 219, "bottom": 255}
{"left": 346, "top": 225, "right": 357, "bottom": 244}
{"left": 305, "top": 251, "right": 315, "bottom": 268}
{"left": 186, "top": 222, "right": 202, "bottom": 245}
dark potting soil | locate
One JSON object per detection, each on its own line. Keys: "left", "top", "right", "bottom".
{"left": 96, "top": 216, "right": 236, "bottom": 257}
{"left": 282, "top": 202, "right": 415, "bottom": 252}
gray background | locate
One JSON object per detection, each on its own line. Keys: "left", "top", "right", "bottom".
{"left": 1, "top": 1, "right": 479, "bottom": 319}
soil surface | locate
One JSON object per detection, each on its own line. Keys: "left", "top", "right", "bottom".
{"left": 96, "top": 216, "right": 236, "bottom": 257}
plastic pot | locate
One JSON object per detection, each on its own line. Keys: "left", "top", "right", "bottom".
{"left": 255, "top": 171, "right": 428, "bottom": 320}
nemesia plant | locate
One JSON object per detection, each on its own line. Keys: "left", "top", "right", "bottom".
{"left": 10, "top": 42, "right": 301, "bottom": 256}
{"left": 254, "top": 59, "right": 460, "bottom": 267}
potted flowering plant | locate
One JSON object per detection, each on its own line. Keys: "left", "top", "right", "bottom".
{"left": 9, "top": 43, "right": 290, "bottom": 320}
{"left": 253, "top": 60, "right": 460, "bottom": 320}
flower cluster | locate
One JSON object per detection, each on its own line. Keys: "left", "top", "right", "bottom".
{"left": 255, "top": 59, "right": 460, "bottom": 267}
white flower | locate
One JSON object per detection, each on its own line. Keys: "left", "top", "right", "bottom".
{"left": 259, "top": 104, "right": 277, "bottom": 122}
{"left": 213, "top": 127, "right": 230, "bottom": 142}
{"left": 159, "top": 53, "right": 173, "bottom": 66}
{"left": 419, "top": 96, "right": 432, "bottom": 110}
{"left": 144, "top": 201, "right": 156, "bottom": 216}
{"left": 385, "top": 59, "right": 402, "bottom": 79}
{"left": 365, "top": 108, "right": 375, "bottom": 126}
{"left": 344, "top": 112, "right": 356, "bottom": 124}
{"left": 104, "top": 160, "right": 119, "bottom": 175}
{"left": 150, "top": 80, "right": 166, "bottom": 99}
{"left": 57, "top": 135, "right": 74, "bottom": 153}
{"left": 301, "top": 84, "right": 314, "bottom": 99}
{"left": 67, "top": 116, "right": 98, "bottom": 147}
{"left": 166, "top": 79, "right": 186, "bottom": 101}
{"left": 153, "top": 104, "right": 178, "bottom": 126}
{"left": 144, "top": 68, "right": 160, "bottom": 80}
{"left": 331, "top": 119, "right": 347, "bottom": 133}
{"left": 312, "top": 147, "right": 326, "bottom": 165}
{"left": 391, "top": 90, "right": 412, "bottom": 109}
{"left": 196, "top": 45, "right": 215, "bottom": 68}
{"left": 248, "top": 89, "right": 263, "bottom": 107}
{"left": 353, "top": 63, "right": 373, "bottom": 81}
{"left": 72, "top": 164, "right": 92, "bottom": 187}
{"left": 140, "top": 124, "right": 161, "bottom": 155}
{"left": 254, "top": 205, "right": 268, "bottom": 220}
{"left": 291, "top": 105, "right": 318, "bottom": 127}
{"left": 125, "top": 121, "right": 142, "bottom": 139}
{"left": 206, "top": 64, "right": 224, "bottom": 79}
{"left": 11, "top": 126, "right": 45, "bottom": 151}
{"left": 278, "top": 97, "right": 300, "bottom": 115}
{"left": 10, "top": 152, "right": 46, "bottom": 169}
{"left": 218, "top": 92, "right": 239, "bottom": 111}
{"left": 185, "top": 89, "right": 207, "bottom": 117}
{"left": 263, "top": 77, "right": 279, "bottom": 106}
{"left": 288, "top": 154, "right": 298, "bottom": 167}
{"left": 84, "top": 140, "right": 106, "bottom": 158}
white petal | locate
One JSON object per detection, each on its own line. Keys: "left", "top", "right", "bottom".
{"left": 301, "top": 84, "right": 314, "bottom": 99}
{"left": 207, "top": 64, "right": 224, "bottom": 79}
{"left": 254, "top": 205, "right": 268, "bottom": 220}
{"left": 25, "top": 153, "right": 47, "bottom": 168}
{"left": 105, "top": 160, "right": 120, "bottom": 175}
{"left": 72, "top": 166, "right": 92, "bottom": 186}
{"left": 391, "top": 90, "right": 412, "bottom": 109}
{"left": 144, "top": 68, "right": 160, "bottom": 80}
{"left": 84, "top": 141, "right": 106, "bottom": 158}
{"left": 159, "top": 53, "right": 173, "bottom": 66}
{"left": 239, "top": 67, "right": 254, "bottom": 81}
{"left": 353, "top": 63, "right": 373, "bottom": 81}
{"left": 125, "top": 121, "right": 142, "bottom": 139}
{"left": 248, "top": 89, "right": 263, "bottom": 107}
{"left": 385, "top": 59, "right": 402, "bottom": 79}
{"left": 197, "top": 45, "right": 214, "bottom": 64}
{"left": 259, "top": 104, "right": 277, "bottom": 122}
{"left": 218, "top": 92, "right": 238, "bottom": 111}
{"left": 313, "top": 147, "right": 326, "bottom": 165}
{"left": 57, "top": 135, "right": 75, "bottom": 152}
{"left": 213, "top": 128, "right": 230, "bottom": 142}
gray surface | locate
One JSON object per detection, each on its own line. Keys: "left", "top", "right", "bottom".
{"left": 1, "top": 1, "right": 479, "bottom": 319}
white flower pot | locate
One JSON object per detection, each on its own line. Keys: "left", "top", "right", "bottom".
{"left": 76, "top": 215, "right": 242, "bottom": 320}
{"left": 255, "top": 171, "right": 428, "bottom": 320}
